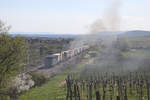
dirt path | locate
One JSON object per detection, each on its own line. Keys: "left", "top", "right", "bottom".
{"left": 58, "top": 80, "right": 66, "bottom": 87}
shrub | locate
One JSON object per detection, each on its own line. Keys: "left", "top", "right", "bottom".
{"left": 30, "top": 73, "right": 47, "bottom": 86}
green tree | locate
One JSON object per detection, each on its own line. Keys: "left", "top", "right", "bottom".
{"left": 0, "top": 20, "right": 28, "bottom": 100}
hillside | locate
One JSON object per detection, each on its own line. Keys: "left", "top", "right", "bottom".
{"left": 123, "top": 30, "right": 150, "bottom": 37}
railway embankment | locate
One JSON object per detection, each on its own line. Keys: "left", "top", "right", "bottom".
{"left": 18, "top": 55, "right": 94, "bottom": 100}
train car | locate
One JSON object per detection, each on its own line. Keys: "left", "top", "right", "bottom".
{"left": 68, "top": 49, "right": 73, "bottom": 58}
{"left": 60, "top": 51, "right": 69, "bottom": 61}
{"left": 53, "top": 53, "right": 61, "bottom": 63}
{"left": 77, "top": 48, "right": 80, "bottom": 54}
{"left": 60, "top": 51, "right": 64, "bottom": 62}
{"left": 63, "top": 51, "right": 69, "bottom": 60}
{"left": 71, "top": 49, "right": 74, "bottom": 57}
{"left": 71, "top": 49, "right": 75, "bottom": 57}
{"left": 44, "top": 45, "right": 89, "bottom": 67}
{"left": 72, "top": 49, "right": 76, "bottom": 56}
{"left": 44, "top": 54, "right": 59, "bottom": 67}
{"left": 74, "top": 48, "right": 78, "bottom": 56}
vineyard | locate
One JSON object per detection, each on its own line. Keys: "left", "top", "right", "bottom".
{"left": 65, "top": 36, "right": 150, "bottom": 100}
{"left": 66, "top": 72, "right": 150, "bottom": 100}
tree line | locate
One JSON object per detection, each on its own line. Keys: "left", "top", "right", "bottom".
{"left": 0, "top": 20, "right": 27, "bottom": 100}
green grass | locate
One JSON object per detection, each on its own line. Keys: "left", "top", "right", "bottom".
{"left": 122, "top": 49, "right": 150, "bottom": 59}
{"left": 126, "top": 36, "right": 150, "bottom": 48}
{"left": 18, "top": 59, "right": 88, "bottom": 100}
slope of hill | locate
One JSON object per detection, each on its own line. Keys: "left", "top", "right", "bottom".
{"left": 123, "top": 30, "right": 150, "bottom": 37}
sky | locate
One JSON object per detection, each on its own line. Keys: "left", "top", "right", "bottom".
{"left": 0, "top": 0, "right": 150, "bottom": 34}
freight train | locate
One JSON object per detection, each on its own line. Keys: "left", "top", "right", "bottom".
{"left": 44, "top": 45, "right": 89, "bottom": 67}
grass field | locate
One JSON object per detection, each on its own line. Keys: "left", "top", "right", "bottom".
{"left": 18, "top": 59, "right": 89, "bottom": 100}
{"left": 126, "top": 36, "right": 150, "bottom": 48}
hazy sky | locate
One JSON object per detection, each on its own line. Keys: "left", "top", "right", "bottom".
{"left": 0, "top": 0, "right": 150, "bottom": 34}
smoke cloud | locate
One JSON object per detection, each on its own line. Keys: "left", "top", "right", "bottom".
{"left": 70, "top": 0, "right": 121, "bottom": 48}
{"left": 70, "top": 0, "right": 148, "bottom": 72}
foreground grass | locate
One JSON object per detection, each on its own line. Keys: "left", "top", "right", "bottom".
{"left": 18, "top": 59, "right": 88, "bottom": 100}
